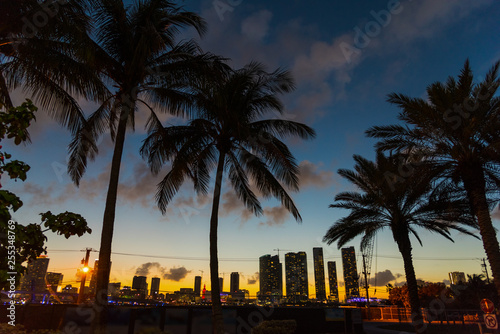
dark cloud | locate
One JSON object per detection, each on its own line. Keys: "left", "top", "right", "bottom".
{"left": 221, "top": 191, "right": 254, "bottom": 222}
{"left": 368, "top": 269, "right": 396, "bottom": 287}
{"left": 492, "top": 204, "right": 500, "bottom": 220}
{"left": 247, "top": 272, "right": 259, "bottom": 285}
{"left": 298, "top": 160, "right": 335, "bottom": 188}
{"left": 135, "top": 262, "right": 190, "bottom": 282}
{"left": 163, "top": 267, "right": 191, "bottom": 282}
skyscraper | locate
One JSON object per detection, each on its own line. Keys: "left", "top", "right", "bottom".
{"left": 449, "top": 272, "right": 466, "bottom": 285}
{"left": 132, "top": 275, "right": 148, "bottom": 295}
{"left": 327, "top": 261, "right": 339, "bottom": 301}
{"left": 194, "top": 276, "right": 202, "bottom": 296}
{"left": 341, "top": 247, "right": 360, "bottom": 299}
{"left": 219, "top": 277, "right": 224, "bottom": 292}
{"left": 285, "top": 251, "right": 308, "bottom": 301}
{"left": 230, "top": 272, "right": 239, "bottom": 293}
{"left": 45, "top": 272, "right": 63, "bottom": 292}
{"left": 259, "top": 254, "right": 282, "bottom": 300}
{"left": 313, "top": 248, "right": 326, "bottom": 300}
{"left": 150, "top": 277, "right": 160, "bottom": 296}
{"left": 20, "top": 256, "right": 50, "bottom": 293}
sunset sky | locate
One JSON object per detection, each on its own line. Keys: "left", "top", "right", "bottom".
{"left": 5, "top": 0, "right": 500, "bottom": 301}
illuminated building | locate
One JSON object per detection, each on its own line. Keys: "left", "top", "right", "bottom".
{"left": 230, "top": 272, "right": 239, "bottom": 293}
{"left": 341, "top": 247, "right": 360, "bottom": 299}
{"left": 45, "top": 272, "right": 63, "bottom": 292}
{"left": 285, "top": 251, "right": 308, "bottom": 302}
{"left": 194, "top": 276, "right": 202, "bottom": 296}
{"left": 259, "top": 254, "right": 282, "bottom": 300}
{"left": 327, "top": 261, "right": 339, "bottom": 301}
{"left": 449, "top": 272, "right": 466, "bottom": 285}
{"left": 313, "top": 247, "right": 326, "bottom": 300}
{"left": 20, "top": 256, "right": 50, "bottom": 293}
{"left": 150, "top": 277, "right": 160, "bottom": 296}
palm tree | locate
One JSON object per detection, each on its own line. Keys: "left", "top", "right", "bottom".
{"left": 323, "top": 153, "right": 477, "bottom": 334}
{"left": 0, "top": 0, "right": 105, "bottom": 114}
{"left": 61, "top": 1, "right": 211, "bottom": 332}
{"left": 366, "top": 60, "right": 500, "bottom": 298}
{"left": 140, "top": 61, "right": 315, "bottom": 333}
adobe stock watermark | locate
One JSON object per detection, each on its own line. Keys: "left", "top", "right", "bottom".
{"left": 213, "top": 0, "right": 244, "bottom": 21}
{"left": 340, "top": 0, "right": 410, "bottom": 64}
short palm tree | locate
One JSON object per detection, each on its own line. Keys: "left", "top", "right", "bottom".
{"left": 366, "top": 60, "right": 500, "bottom": 297}
{"left": 61, "top": 1, "right": 211, "bottom": 332}
{"left": 323, "top": 153, "right": 477, "bottom": 334}
{"left": 141, "top": 61, "right": 315, "bottom": 333}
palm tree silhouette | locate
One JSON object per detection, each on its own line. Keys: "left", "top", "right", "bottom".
{"left": 323, "top": 152, "right": 477, "bottom": 334}
{"left": 366, "top": 59, "right": 500, "bottom": 298}
{"left": 141, "top": 61, "right": 315, "bottom": 333}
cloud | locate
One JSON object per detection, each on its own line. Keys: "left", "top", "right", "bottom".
{"left": 134, "top": 262, "right": 191, "bottom": 282}
{"left": 259, "top": 206, "right": 290, "bottom": 227}
{"left": 247, "top": 272, "right": 259, "bottom": 285}
{"left": 241, "top": 10, "right": 273, "bottom": 41}
{"left": 163, "top": 267, "right": 191, "bottom": 282}
{"left": 221, "top": 191, "right": 254, "bottom": 222}
{"left": 298, "top": 160, "right": 334, "bottom": 188}
{"left": 491, "top": 204, "right": 500, "bottom": 221}
{"left": 369, "top": 269, "right": 396, "bottom": 287}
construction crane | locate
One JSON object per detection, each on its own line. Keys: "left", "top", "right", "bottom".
{"left": 273, "top": 249, "right": 292, "bottom": 258}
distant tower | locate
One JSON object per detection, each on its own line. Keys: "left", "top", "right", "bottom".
{"left": 194, "top": 276, "right": 202, "bottom": 296}
{"left": 313, "top": 248, "right": 326, "bottom": 300}
{"left": 219, "top": 277, "right": 224, "bottom": 292}
{"left": 341, "top": 247, "right": 360, "bottom": 300}
{"left": 449, "top": 272, "right": 466, "bottom": 285}
{"left": 259, "top": 254, "right": 282, "bottom": 300}
{"left": 327, "top": 261, "right": 339, "bottom": 301}
{"left": 285, "top": 251, "right": 308, "bottom": 302}
{"left": 230, "top": 272, "right": 240, "bottom": 293}
{"left": 150, "top": 277, "right": 160, "bottom": 296}
{"left": 20, "top": 256, "right": 50, "bottom": 293}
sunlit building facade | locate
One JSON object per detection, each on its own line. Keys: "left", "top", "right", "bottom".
{"left": 449, "top": 271, "right": 466, "bottom": 285}
{"left": 20, "top": 256, "right": 50, "bottom": 293}
{"left": 341, "top": 247, "right": 360, "bottom": 299}
{"left": 45, "top": 272, "right": 63, "bottom": 292}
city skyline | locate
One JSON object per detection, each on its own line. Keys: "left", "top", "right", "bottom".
{"left": 5, "top": 0, "right": 500, "bottom": 302}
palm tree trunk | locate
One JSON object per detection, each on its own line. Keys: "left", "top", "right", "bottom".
{"left": 462, "top": 167, "right": 500, "bottom": 299}
{"left": 92, "top": 101, "right": 132, "bottom": 334}
{"left": 209, "top": 151, "right": 226, "bottom": 334}
{"left": 396, "top": 233, "right": 427, "bottom": 334}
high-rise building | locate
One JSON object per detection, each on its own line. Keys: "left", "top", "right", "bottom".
{"left": 285, "top": 251, "right": 308, "bottom": 301}
{"left": 230, "top": 272, "right": 239, "bottom": 293}
{"left": 449, "top": 272, "right": 466, "bottom": 285}
{"left": 45, "top": 272, "right": 63, "bottom": 292}
{"left": 132, "top": 275, "right": 148, "bottom": 294}
{"left": 313, "top": 248, "right": 326, "bottom": 300}
{"left": 341, "top": 247, "right": 360, "bottom": 299}
{"left": 20, "top": 256, "right": 50, "bottom": 293}
{"left": 259, "top": 254, "right": 282, "bottom": 300}
{"left": 150, "top": 277, "right": 160, "bottom": 296}
{"left": 219, "top": 277, "right": 224, "bottom": 292}
{"left": 327, "top": 261, "right": 339, "bottom": 301}
{"left": 108, "top": 282, "right": 121, "bottom": 297}
{"left": 88, "top": 259, "right": 99, "bottom": 296}
{"left": 194, "top": 276, "right": 202, "bottom": 296}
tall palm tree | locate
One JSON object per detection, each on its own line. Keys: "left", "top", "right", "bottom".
{"left": 323, "top": 153, "right": 477, "bottom": 334}
{"left": 0, "top": 0, "right": 105, "bottom": 114}
{"left": 140, "top": 61, "right": 315, "bottom": 333}
{"left": 62, "top": 1, "right": 211, "bottom": 332}
{"left": 366, "top": 60, "right": 500, "bottom": 298}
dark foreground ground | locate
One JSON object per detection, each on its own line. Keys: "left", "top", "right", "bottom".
{"left": 364, "top": 320, "right": 488, "bottom": 334}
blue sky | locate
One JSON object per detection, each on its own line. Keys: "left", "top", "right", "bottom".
{"left": 5, "top": 0, "right": 500, "bottom": 299}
